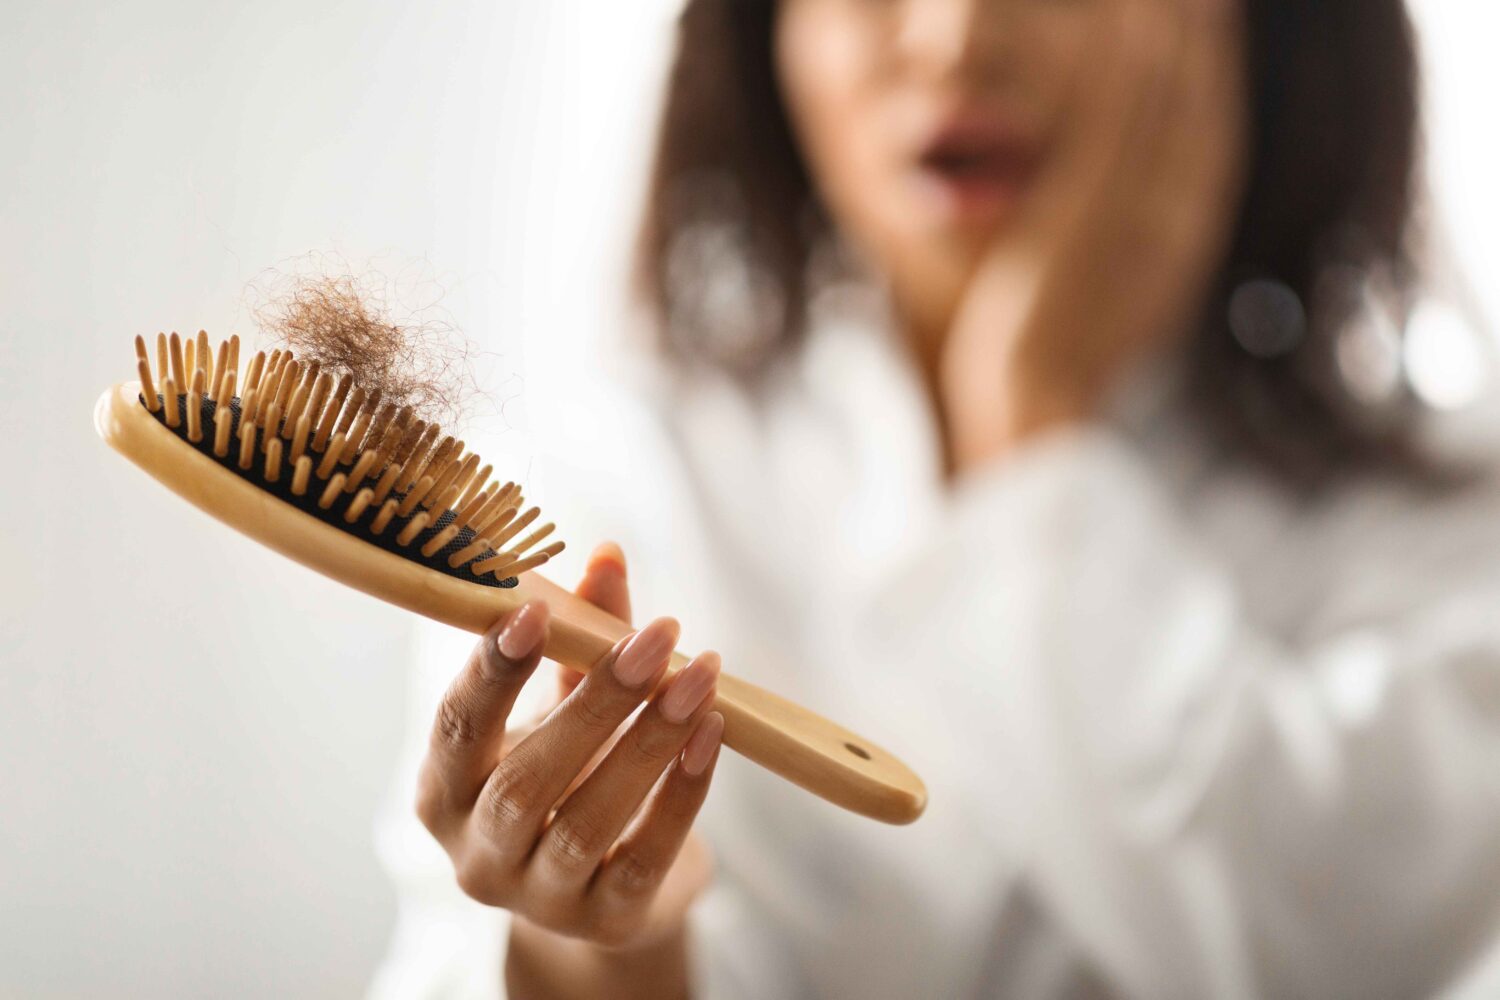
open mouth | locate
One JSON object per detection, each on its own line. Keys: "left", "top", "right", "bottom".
{"left": 920, "top": 145, "right": 1026, "bottom": 179}
{"left": 912, "top": 116, "right": 1039, "bottom": 221}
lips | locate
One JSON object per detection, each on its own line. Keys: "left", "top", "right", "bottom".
{"left": 911, "top": 110, "right": 1040, "bottom": 224}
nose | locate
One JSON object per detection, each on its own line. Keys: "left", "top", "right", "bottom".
{"left": 894, "top": 0, "right": 1016, "bottom": 89}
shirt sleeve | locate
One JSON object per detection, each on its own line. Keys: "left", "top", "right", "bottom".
{"left": 871, "top": 424, "right": 1500, "bottom": 999}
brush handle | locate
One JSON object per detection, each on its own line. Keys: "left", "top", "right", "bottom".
{"left": 97, "top": 382, "right": 927, "bottom": 824}
{"left": 504, "top": 573, "right": 926, "bottom": 825}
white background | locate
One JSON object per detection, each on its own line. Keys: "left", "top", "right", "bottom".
{"left": 0, "top": 1, "right": 1493, "bottom": 996}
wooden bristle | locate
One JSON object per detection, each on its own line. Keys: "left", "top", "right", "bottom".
{"left": 338, "top": 402, "right": 376, "bottom": 464}
{"left": 196, "top": 331, "right": 212, "bottom": 389}
{"left": 508, "top": 521, "right": 555, "bottom": 557}
{"left": 473, "top": 489, "right": 521, "bottom": 541}
{"left": 162, "top": 377, "right": 180, "bottom": 428}
{"left": 437, "top": 457, "right": 485, "bottom": 515}
{"left": 183, "top": 336, "right": 195, "bottom": 383}
{"left": 268, "top": 360, "right": 300, "bottom": 433}
{"left": 472, "top": 539, "right": 565, "bottom": 580}
{"left": 421, "top": 437, "right": 462, "bottom": 490}
{"left": 344, "top": 488, "right": 375, "bottom": 524}
{"left": 169, "top": 332, "right": 186, "bottom": 392}
{"left": 186, "top": 369, "right": 205, "bottom": 443}
{"left": 419, "top": 523, "right": 462, "bottom": 559}
{"left": 370, "top": 499, "right": 399, "bottom": 535}
{"left": 214, "top": 369, "right": 236, "bottom": 412}
{"left": 291, "top": 456, "right": 313, "bottom": 496}
{"left": 213, "top": 397, "right": 233, "bottom": 457}
{"left": 228, "top": 335, "right": 241, "bottom": 376}
{"left": 403, "top": 434, "right": 450, "bottom": 496}
{"left": 495, "top": 541, "right": 566, "bottom": 579}
{"left": 446, "top": 536, "right": 493, "bottom": 569}
{"left": 313, "top": 375, "right": 353, "bottom": 452}
{"left": 343, "top": 449, "right": 380, "bottom": 494}
{"left": 395, "top": 511, "right": 430, "bottom": 547}
{"left": 393, "top": 417, "right": 428, "bottom": 464}
{"left": 394, "top": 425, "right": 441, "bottom": 496}
{"left": 456, "top": 464, "right": 493, "bottom": 512}
{"left": 136, "top": 358, "right": 161, "bottom": 412}
{"left": 372, "top": 412, "right": 409, "bottom": 465}
{"left": 318, "top": 473, "right": 346, "bottom": 510}
{"left": 134, "top": 334, "right": 150, "bottom": 371}
{"left": 304, "top": 373, "right": 333, "bottom": 441}
{"left": 212, "top": 340, "right": 229, "bottom": 397}
{"left": 257, "top": 352, "right": 288, "bottom": 422}
{"left": 490, "top": 506, "right": 540, "bottom": 550}
{"left": 334, "top": 386, "right": 368, "bottom": 443}
{"left": 317, "top": 434, "right": 346, "bottom": 479}
{"left": 156, "top": 333, "right": 168, "bottom": 389}
{"left": 397, "top": 475, "right": 435, "bottom": 518}
{"left": 244, "top": 350, "right": 267, "bottom": 397}
{"left": 369, "top": 463, "right": 404, "bottom": 507}
{"left": 357, "top": 402, "right": 398, "bottom": 456}
{"left": 206, "top": 357, "right": 225, "bottom": 404}
{"left": 262, "top": 402, "right": 282, "bottom": 451}
{"left": 388, "top": 407, "right": 415, "bottom": 452}
{"left": 281, "top": 378, "right": 312, "bottom": 440}
{"left": 290, "top": 414, "right": 312, "bottom": 464}
{"left": 264, "top": 437, "right": 284, "bottom": 483}
{"left": 252, "top": 355, "right": 282, "bottom": 425}
{"left": 345, "top": 418, "right": 404, "bottom": 496}
{"left": 427, "top": 452, "right": 478, "bottom": 515}
{"left": 238, "top": 388, "right": 259, "bottom": 435}
{"left": 238, "top": 421, "right": 258, "bottom": 471}
{"left": 451, "top": 483, "right": 496, "bottom": 533}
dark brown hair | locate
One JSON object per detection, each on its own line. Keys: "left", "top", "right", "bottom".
{"left": 636, "top": 0, "right": 1430, "bottom": 484}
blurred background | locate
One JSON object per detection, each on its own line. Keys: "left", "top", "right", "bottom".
{"left": 1, "top": 1, "right": 1497, "bottom": 996}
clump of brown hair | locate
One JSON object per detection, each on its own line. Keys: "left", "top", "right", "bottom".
{"left": 250, "top": 269, "right": 475, "bottom": 428}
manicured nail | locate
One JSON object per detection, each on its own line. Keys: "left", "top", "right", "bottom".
{"left": 659, "top": 652, "right": 720, "bottom": 724}
{"left": 498, "top": 601, "right": 548, "bottom": 660}
{"left": 612, "top": 617, "right": 679, "bottom": 687}
{"left": 682, "top": 712, "right": 724, "bottom": 776}
{"left": 591, "top": 541, "right": 626, "bottom": 575}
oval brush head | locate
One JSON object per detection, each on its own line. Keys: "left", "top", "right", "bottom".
{"left": 130, "top": 331, "right": 563, "bottom": 587}
{"left": 98, "top": 331, "right": 928, "bottom": 825}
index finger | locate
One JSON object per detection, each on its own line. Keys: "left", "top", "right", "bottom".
{"left": 417, "top": 601, "right": 551, "bottom": 832}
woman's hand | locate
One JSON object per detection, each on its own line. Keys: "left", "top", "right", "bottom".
{"left": 414, "top": 542, "right": 724, "bottom": 961}
{"left": 941, "top": 0, "right": 1247, "bottom": 470}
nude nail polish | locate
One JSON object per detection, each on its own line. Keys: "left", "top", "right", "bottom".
{"left": 612, "top": 617, "right": 679, "bottom": 686}
{"left": 682, "top": 712, "right": 724, "bottom": 776}
{"left": 498, "top": 601, "right": 547, "bottom": 660}
{"left": 660, "top": 652, "right": 720, "bottom": 724}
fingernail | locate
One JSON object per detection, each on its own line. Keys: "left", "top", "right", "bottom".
{"left": 659, "top": 652, "right": 720, "bottom": 724}
{"left": 612, "top": 617, "right": 679, "bottom": 687}
{"left": 682, "top": 711, "right": 724, "bottom": 776}
{"left": 592, "top": 541, "right": 626, "bottom": 574}
{"left": 498, "top": 601, "right": 548, "bottom": 660}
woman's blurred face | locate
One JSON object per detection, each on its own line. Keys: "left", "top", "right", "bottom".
{"left": 775, "top": 0, "right": 1106, "bottom": 333}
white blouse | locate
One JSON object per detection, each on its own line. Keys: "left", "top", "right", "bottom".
{"left": 369, "top": 298, "right": 1500, "bottom": 1000}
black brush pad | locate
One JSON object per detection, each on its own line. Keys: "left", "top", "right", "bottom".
{"left": 144, "top": 392, "right": 520, "bottom": 589}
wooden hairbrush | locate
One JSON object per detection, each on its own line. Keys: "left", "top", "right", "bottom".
{"left": 95, "top": 331, "right": 927, "bottom": 824}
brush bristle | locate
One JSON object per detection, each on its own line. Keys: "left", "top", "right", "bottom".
{"left": 131, "top": 332, "right": 564, "bottom": 586}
